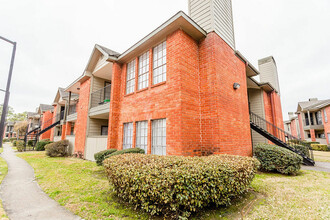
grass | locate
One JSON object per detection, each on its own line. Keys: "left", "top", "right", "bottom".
{"left": 0, "top": 155, "right": 8, "bottom": 219}
{"left": 313, "top": 150, "right": 330, "bottom": 162}
{"left": 18, "top": 152, "right": 330, "bottom": 220}
{"left": 17, "top": 152, "right": 150, "bottom": 220}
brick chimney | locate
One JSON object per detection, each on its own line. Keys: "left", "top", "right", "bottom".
{"left": 188, "top": 0, "right": 236, "bottom": 49}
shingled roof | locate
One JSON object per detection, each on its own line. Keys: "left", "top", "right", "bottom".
{"left": 297, "top": 99, "right": 330, "bottom": 112}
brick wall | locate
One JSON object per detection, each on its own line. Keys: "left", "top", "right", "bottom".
{"left": 199, "top": 32, "right": 252, "bottom": 156}
{"left": 297, "top": 113, "right": 305, "bottom": 140}
{"left": 40, "top": 110, "right": 53, "bottom": 140}
{"left": 50, "top": 105, "right": 57, "bottom": 141}
{"left": 107, "top": 30, "right": 253, "bottom": 157}
{"left": 289, "top": 119, "right": 298, "bottom": 137}
{"left": 74, "top": 78, "right": 91, "bottom": 154}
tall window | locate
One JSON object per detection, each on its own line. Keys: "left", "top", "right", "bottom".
{"left": 316, "top": 111, "right": 323, "bottom": 125}
{"left": 152, "top": 119, "right": 166, "bottom": 155}
{"left": 136, "top": 121, "right": 148, "bottom": 153}
{"left": 324, "top": 109, "right": 328, "bottom": 123}
{"left": 126, "top": 60, "right": 135, "bottom": 94}
{"left": 153, "top": 41, "right": 166, "bottom": 84}
{"left": 123, "top": 123, "right": 133, "bottom": 149}
{"left": 138, "top": 51, "right": 149, "bottom": 90}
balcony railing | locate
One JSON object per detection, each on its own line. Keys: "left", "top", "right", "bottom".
{"left": 90, "top": 84, "right": 111, "bottom": 109}
{"left": 68, "top": 104, "right": 77, "bottom": 115}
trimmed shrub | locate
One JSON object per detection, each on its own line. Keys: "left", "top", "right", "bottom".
{"left": 45, "top": 140, "right": 69, "bottom": 157}
{"left": 311, "top": 144, "right": 329, "bottom": 151}
{"left": 104, "top": 154, "right": 259, "bottom": 218}
{"left": 9, "top": 137, "right": 16, "bottom": 142}
{"left": 254, "top": 144, "right": 302, "bottom": 175}
{"left": 306, "top": 141, "right": 320, "bottom": 145}
{"left": 16, "top": 140, "right": 25, "bottom": 152}
{"left": 94, "top": 149, "right": 117, "bottom": 166}
{"left": 3, "top": 138, "right": 9, "bottom": 143}
{"left": 27, "top": 140, "right": 34, "bottom": 146}
{"left": 12, "top": 140, "right": 17, "bottom": 146}
{"left": 292, "top": 144, "right": 310, "bottom": 157}
{"left": 36, "top": 141, "right": 53, "bottom": 151}
{"left": 104, "top": 148, "right": 145, "bottom": 159}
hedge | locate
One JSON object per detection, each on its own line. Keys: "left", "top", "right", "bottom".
{"left": 36, "top": 141, "right": 53, "bottom": 151}
{"left": 45, "top": 140, "right": 69, "bottom": 157}
{"left": 292, "top": 144, "right": 310, "bottom": 157}
{"left": 104, "top": 148, "right": 145, "bottom": 159}
{"left": 94, "top": 149, "right": 117, "bottom": 166}
{"left": 104, "top": 154, "right": 259, "bottom": 218}
{"left": 311, "top": 144, "right": 329, "bottom": 151}
{"left": 254, "top": 144, "right": 302, "bottom": 175}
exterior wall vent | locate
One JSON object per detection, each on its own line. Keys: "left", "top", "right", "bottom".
{"left": 188, "top": 0, "right": 236, "bottom": 49}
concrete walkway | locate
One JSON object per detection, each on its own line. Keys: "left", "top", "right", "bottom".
{"left": 302, "top": 161, "right": 330, "bottom": 172}
{"left": 0, "top": 143, "right": 81, "bottom": 220}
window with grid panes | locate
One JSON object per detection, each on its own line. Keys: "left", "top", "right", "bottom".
{"left": 136, "top": 121, "right": 148, "bottom": 153}
{"left": 123, "top": 123, "right": 133, "bottom": 149}
{"left": 152, "top": 119, "right": 166, "bottom": 155}
{"left": 324, "top": 109, "right": 328, "bottom": 123}
{"left": 153, "top": 41, "right": 166, "bottom": 84}
{"left": 138, "top": 51, "right": 149, "bottom": 90}
{"left": 126, "top": 60, "right": 135, "bottom": 94}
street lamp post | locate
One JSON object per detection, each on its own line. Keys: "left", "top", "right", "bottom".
{"left": 0, "top": 36, "right": 17, "bottom": 148}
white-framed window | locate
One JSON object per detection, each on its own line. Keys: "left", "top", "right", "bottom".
{"left": 138, "top": 51, "right": 149, "bottom": 90}
{"left": 324, "top": 109, "right": 328, "bottom": 123}
{"left": 316, "top": 111, "right": 323, "bottom": 125}
{"left": 123, "top": 122, "right": 133, "bottom": 149}
{"left": 136, "top": 121, "right": 148, "bottom": 153}
{"left": 126, "top": 60, "right": 135, "bottom": 94}
{"left": 153, "top": 41, "right": 166, "bottom": 84}
{"left": 152, "top": 119, "right": 166, "bottom": 155}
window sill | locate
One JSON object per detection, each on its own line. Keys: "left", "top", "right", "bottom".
{"left": 124, "top": 92, "right": 135, "bottom": 97}
{"left": 151, "top": 81, "right": 166, "bottom": 88}
{"left": 136, "top": 88, "right": 149, "bottom": 93}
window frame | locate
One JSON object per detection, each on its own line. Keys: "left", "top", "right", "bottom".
{"left": 123, "top": 122, "right": 133, "bottom": 149}
{"left": 152, "top": 41, "right": 166, "bottom": 85}
{"left": 151, "top": 119, "right": 166, "bottom": 155}
{"left": 136, "top": 121, "right": 148, "bottom": 153}
{"left": 126, "top": 60, "right": 136, "bottom": 94}
{"left": 101, "top": 125, "right": 108, "bottom": 136}
{"left": 324, "top": 109, "right": 328, "bottom": 123}
{"left": 138, "top": 51, "right": 149, "bottom": 90}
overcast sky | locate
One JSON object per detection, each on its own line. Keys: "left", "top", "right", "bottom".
{"left": 0, "top": 0, "right": 329, "bottom": 120}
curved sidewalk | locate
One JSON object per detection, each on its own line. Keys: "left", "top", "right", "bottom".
{"left": 0, "top": 144, "right": 81, "bottom": 220}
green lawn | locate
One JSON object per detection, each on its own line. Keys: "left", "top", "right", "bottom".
{"left": 18, "top": 152, "right": 330, "bottom": 220}
{"left": 0, "top": 155, "right": 8, "bottom": 219}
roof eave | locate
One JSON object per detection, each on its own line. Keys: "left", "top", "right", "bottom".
{"left": 117, "top": 11, "right": 207, "bottom": 63}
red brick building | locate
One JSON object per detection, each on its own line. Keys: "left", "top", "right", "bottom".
{"left": 285, "top": 98, "right": 330, "bottom": 145}
{"left": 60, "top": 0, "right": 284, "bottom": 161}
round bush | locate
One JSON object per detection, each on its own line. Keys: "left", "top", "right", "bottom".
{"left": 36, "top": 141, "right": 53, "bottom": 151}
{"left": 45, "top": 140, "right": 69, "bottom": 157}
{"left": 254, "top": 144, "right": 302, "bottom": 175}
{"left": 104, "top": 154, "right": 259, "bottom": 218}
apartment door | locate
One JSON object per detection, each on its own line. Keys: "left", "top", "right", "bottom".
{"left": 328, "top": 133, "right": 330, "bottom": 145}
